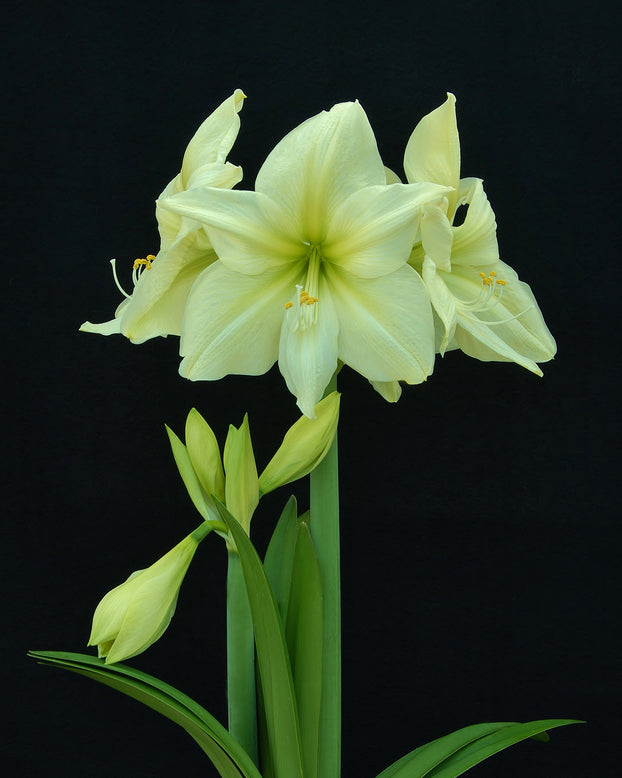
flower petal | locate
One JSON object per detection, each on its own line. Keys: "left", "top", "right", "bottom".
{"left": 421, "top": 256, "right": 457, "bottom": 355}
{"left": 324, "top": 263, "right": 435, "bottom": 384}
{"left": 159, "top": 188, "right": 305, "bottom": 275}
{"left": 420, "top": 201, "right": 454, "bottom": 272}
{"left": 119, "top": 236, "right": 217, "bottom": 343}
{"left": 445, "top": 260, "right": 557, "bottom": 373}
{"left": 450, "top": 178, "right": 499, "bottom": 267}
{"left": 369, "top": 380, "right": 402, "bottom": 402}
{"left": 404, "top": 93, "right": 461, "bottom": 215}
{"left": 180, "top": 89, "right": 245, "bottom": 187}
{"left": 256, "top": 101, "right": 386, "bottom": 243}
{"left": 179, "top": 260, "right": 302, "bottom": 380}
{"left": 323, "top": 182, "right": 451, "bottom": 278}
{"left": 278, "top": 276, "right": 339, "bottom": 418}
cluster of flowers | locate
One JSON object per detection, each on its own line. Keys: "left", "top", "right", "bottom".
{"left": 82, "top": 90, "right": 555, "bottom": 419}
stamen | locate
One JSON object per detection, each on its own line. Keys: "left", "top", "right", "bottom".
{"left": 132, "top": 254, "right": 156, "bottom": 286}
{"left": 284, "top": 246, "right": 322, "bottom": 331}
{"left": 455, "top": 270, "right": 533, "bottom": 325}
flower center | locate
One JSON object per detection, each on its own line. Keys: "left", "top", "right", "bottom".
{"left": 110, "top": 255, "right": 156, "bottom": 298}
{"left": 284, "top": 245, "right": 321, "bottom": 331}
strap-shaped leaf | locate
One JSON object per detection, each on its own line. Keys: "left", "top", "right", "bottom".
{"left": 215, "top": 502, "right": 305, "bottom": 778}
{"left": 263, "top": 496, "right": 300, "bottom": 623}
{"left": 376, "top": 718, "right": 582, "bottom": 778}
{"left": 28, "top": 650, "right": 261, "bottom": 778}
{"left": 286, "top": 519, "right": 323, "bottom": 778}
{"left": 424, "top": 719, "right": 582, "bottom": 777}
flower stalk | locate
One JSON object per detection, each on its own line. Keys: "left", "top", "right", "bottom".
{"left": 309, "top": 372, "right": 341, "bottom": 776}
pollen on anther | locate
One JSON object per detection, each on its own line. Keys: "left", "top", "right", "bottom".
{"left": 285, "top": 302, "right": 294, "bottom": 310}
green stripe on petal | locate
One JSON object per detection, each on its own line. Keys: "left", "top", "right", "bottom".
{"left": 323, "top": 182, "right": 451, "bottom": 279}
{"left": 256, "top": 101, "right": 387, "bottom": 244}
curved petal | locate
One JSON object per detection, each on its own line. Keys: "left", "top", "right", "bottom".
{"left": 384, "top": 166, "right": 402, "bottom": 184}
{"left": 404, "top": 93, "right": 461, "bottom": 215}
{"left": 278, "top": 276, "right": 339, "bottom": 418}
{"left": 120, "top": 236, "right": 218, "bottom": 343}
{"left": 159, "top": 188, "right": 305, "bottom": 275}
{"left": 444, "top": 260, "right": 557, "bottom": 373}
{"left": 324, "top": 263, "right": 435, "bottom": 384}
{"left": 180, "top": 89, "right": 245, "bottom": 186}
{"left": 450, "top": 178, "right": 499, "bottom": 267}
{"left": 323, "top": 182, "right": 451, "bottom": 278}
{"left": 80, "top": 316, "right": 123, "bottom": 336}
{"left": 256, "top": 101, "right": 386, "bottom": 243}
{"left": 180, "top": 260, "right": 303, "bottom": 380}
{"left": 420, "top": 201, "right": 453, "bottom": 272}
{"left": 369, "top": 380, "right": 402, "bottom": 402}
{"left": 421, "top": 256, "right": 457, "bottom": 355}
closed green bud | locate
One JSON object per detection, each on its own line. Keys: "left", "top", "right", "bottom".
{"left": 223, "top": 414, "right": 259, "bottom": 535}
{"left": 88, "top": 532, "right": 202, "bottom": 664}
{"left": 185, "top": 408, "right": 225, "bottom": 502}
{"left": 259, "top": 391, "right": 340, "bottom": 495}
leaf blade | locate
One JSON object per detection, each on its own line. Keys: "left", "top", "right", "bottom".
{"left": 28, "top": 650, "right": 261, "bottom": 778}
{"left": 215, "top": 503, "right": 304, "bottom": 778}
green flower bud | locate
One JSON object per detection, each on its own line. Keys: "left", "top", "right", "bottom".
{"left": 223, "top": 414, "right": 259, "bottom": 535}
{"left": 88, "top": 532, "right": 202, "bottom": 664}
{"left": 259, "top": 391, "right": 340, "bottom": 495}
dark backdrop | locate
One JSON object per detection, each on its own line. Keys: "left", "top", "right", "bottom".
{"left": 5, "top": 0, "right": 620, "bottom": 776}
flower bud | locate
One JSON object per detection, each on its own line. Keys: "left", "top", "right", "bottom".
{"left": 88, "top": 533, "right": 201, "bottom": 664}
{"left": 185, "top": 408, "right": 225, "bottom": 502}
{"left": 258, "top": 391, "right": 340, "bottom": 495}
{"left": 223, "top": 414, "right": 259, "bottom": 535}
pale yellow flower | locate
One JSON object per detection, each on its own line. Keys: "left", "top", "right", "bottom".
{"left": 80, "top": 89, "right": 245, "bottom": 343}
{"left": 406, "top": 94, "right": 556, "bottom": 374}
{"left": 160, "top": 101, "right": 449, "bottom": 416}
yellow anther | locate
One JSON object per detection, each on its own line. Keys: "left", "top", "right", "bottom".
{"left": 285, "top": 301, "right": 294, "bottom": 310}
{"left": 489, "top": 270, "right": 497, "bottom": 277}
{"left": 133, "top": 256, "right": 154, "bottom": 270}
{"left": 496, "top": 279, "right": 506, "bottom": 286}
{"left": 305, "top": 298, "right": 317, "bottom": 305}
{"left": 479, "top": 272, "right": 486, "bottom": 278}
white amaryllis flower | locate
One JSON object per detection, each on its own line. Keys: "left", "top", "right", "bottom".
{"left": 80, "top": 89, "right": 246, "bottom": 343}
{"left": 159, "top": 101, "right": 449, "bottom": 417}
{"left": 405, "top": 93, "right": 556, "bottom": 374}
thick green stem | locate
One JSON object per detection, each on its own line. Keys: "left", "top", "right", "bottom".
{"left": 226, "top": 550, "right": 258, "bottom": 765}
{"left": 310, "top": 373, "right": 341, "bottom": 777}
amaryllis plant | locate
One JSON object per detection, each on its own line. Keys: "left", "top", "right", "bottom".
{"left": 30, "top": 89, "right": 578, "bottom": 778}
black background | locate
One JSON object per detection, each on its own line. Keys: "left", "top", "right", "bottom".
{"left": 4, "top": 0, "right": 620, "bottom": 775}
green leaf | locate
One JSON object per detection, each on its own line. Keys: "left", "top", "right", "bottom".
{"left": 424, "top": 719, "right": 582, "bottom": 777}
{"left": 376, "top": 719, "right": 582, "bottom": 778}
{"left": 28, "top": 650, "right": 261, "bottom": 778}
{"left": 215, "top": 502, "right": 304, "bottom": 778}
{"left": 285, "top": 519, "right": 323, "bottom": 778}
{"left": 263, "top": 496, "right": 300, "bottom": 623}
